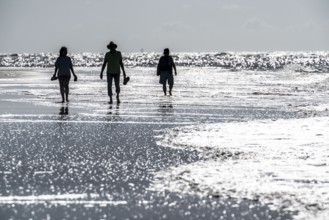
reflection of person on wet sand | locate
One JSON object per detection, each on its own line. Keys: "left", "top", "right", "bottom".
{"left": 59, "top": 106, "right": 69, "bottom": 115}
{"left": 100, "top": 41, "right": 127, "bottom": 104}
{"left": 52, "top": 47, "right": 77, "bottom": 103}
{"left": 106, "top": 105, "right": 121, "bottom": 122}
{"left": 107, "top": 105, "right": 119, "bottom": 115}
{"left": 157, "top": 48, "right": 177, "bottom": 96}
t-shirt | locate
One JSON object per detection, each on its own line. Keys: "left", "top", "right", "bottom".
{"left": 104, "top": 51, "right": 122, "bottom": 74}
{"left": 158, "top": 55, "right": 174, "bottom": 74}
{"left": 55, "top": 56, "right": 73, "bottom": 77}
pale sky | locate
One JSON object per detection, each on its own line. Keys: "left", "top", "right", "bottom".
{"left": 0, "top": 0, "right": 328, "bottom": 53}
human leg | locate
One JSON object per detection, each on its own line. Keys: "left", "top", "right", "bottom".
{"left": 63, "top": 78, "right": 70, "bottom": 102}
{"left": 163, "top": 83, "right": 167, "bottom": 96}
{"left": 168, "top": 74, "right": 174, "bottom": 96}
{"left": 58, "top": 77, "right": 65, "bottom": 102}
{"left": 107, "top": 74, "right": 114, "bottom": 103}
{"left": 159, "top": 71, "right": 170, "bottom": 96}
{"left": 114, "top": 74, "right": 121, "bottom": 103}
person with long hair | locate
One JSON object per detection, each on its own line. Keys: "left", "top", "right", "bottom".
{"left": 52, "top": 47, "right": 77, "bottom": 103}
{"left": 100, "top": 41, "right": 127, "bottom": 104}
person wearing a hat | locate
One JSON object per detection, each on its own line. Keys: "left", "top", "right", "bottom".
{"left": 157, "top": 48, "right": 177, "bottom": 96}
{"left": 100, "top": 41, "right": 127, "bottom": 104}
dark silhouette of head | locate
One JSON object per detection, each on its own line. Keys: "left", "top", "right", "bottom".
{"left": 163, "top": 48, "right": 170, "bottom": 55}
{"left": 59, "top": 47, "right": 68, "bottom": 57}
{"left": 107, "top": 41, "right": 117, "bottom": 50}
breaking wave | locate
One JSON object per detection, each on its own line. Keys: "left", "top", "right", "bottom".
{"left": 1, "top": 51, "right": 329, "bottom": 72}
{"left": 152, "top": 117, "right": 329, "bottom": 220}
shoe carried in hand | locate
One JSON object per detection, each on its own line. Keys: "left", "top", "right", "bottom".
{"left": 51, "top": 76, "right": 58, "bottom": 81}
{"left": 123, "top": 76, "right": 130, "bottom": 85}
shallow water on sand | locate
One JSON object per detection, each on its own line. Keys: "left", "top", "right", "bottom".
{"left": 0, "top": 67, "right": 327, "bottom": 219}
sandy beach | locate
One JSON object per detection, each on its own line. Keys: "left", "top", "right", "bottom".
{"left": 0, "top": 65, "right": 328, "bottom": 219}
{"left": 2, "top": 0, "right": 329, "bottom": 218}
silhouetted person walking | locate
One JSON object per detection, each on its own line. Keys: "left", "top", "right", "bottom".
{"left": 52, "top": 47, "right": 77, "bottom": 103}
{"left": 157, "top": 48, "right": 177, "bottom": 96}
{"left": 100, "top": 41, "right": 126, "bottom": 104}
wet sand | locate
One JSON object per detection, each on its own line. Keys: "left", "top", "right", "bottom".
{"left": 0, "top": 68, "right": 304, "bottom": 219}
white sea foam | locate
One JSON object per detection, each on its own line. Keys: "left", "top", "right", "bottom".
{"left": 152, "top": 117, "right": 329, "bottom": 219}
{"left": 0, "top": 193, "right": 128, "bottom": 205}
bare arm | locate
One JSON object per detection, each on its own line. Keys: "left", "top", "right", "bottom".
{"left": 173, "top": 62, "right": 177, "bottom": 76}
{"left": 120, "top": 59, "right": 126, "bottom": 78}
{"left": 70, "top": 65, "right": 77, "bottom": 81}
{"left": 157, "top": 57, "right": 162, "bottom": 76}
{"left": 100, "top": 61, "right": 106, "bottom": 79}
{"left": 53, "top": 66, "right": 58, "bottom": 77}
{"left": 157, "top": 64, "right": 160, "bottom": 76}
{"left": 70, "top": 65, "right": 76, "bottom": 77}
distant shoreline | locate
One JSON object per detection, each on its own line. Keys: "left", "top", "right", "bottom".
{"left": 1, "top": 52, "right": 329, "bottom": 72}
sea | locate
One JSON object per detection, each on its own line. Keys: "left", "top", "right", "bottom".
{"left": 0, "top": 51, "right": 328, "bottom": 220}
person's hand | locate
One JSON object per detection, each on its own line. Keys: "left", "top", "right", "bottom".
{"left": 74, "top": 75, "right": 78, "bottom": 81}
{"left": 175, "top": 71, "right": 177, "bottom": 76}
{"left": 100, "top": 73, "right": 103, "bottom": 80}
{"left": 51, "top": 75, "right": 57, "bottom": 81}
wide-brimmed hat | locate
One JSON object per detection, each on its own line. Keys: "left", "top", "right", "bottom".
{"left": 107, "top": 41, "right": 117, "bottom": 50}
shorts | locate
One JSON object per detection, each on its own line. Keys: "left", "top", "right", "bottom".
{"left": 58, "top": 76, "right": 70, "bottom": 86}
{"left": 107, "top": 73, "right": 120, "bottom": 96}
{"left": 159, "top": 71, "right": 174, "bottom": 85}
